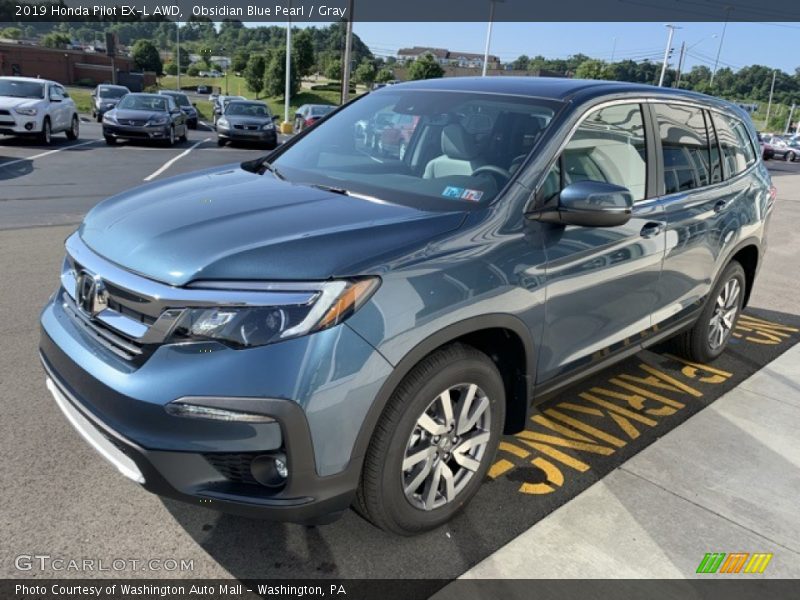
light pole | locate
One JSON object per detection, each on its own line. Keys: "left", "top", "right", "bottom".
{"left": 341, "top": 0, "right": 355, "bottom": 103}
{"left": 764, "top": 70, "right": 777, "bottom": 130}
{"left": 611, "top": 36, "right": 617, "bottom": 62}
{"left": 658, "top": 24, "right": 680, "bottom": 87}
{"left": 676, "top": 34, "right": 716, "bottom": 87}
{"left": 283, "top": 1, "right": 292, "bottom": 132}
{"left": 710, "top": 6, "right": 733, "bottom": 86}
{"left": 482, "top": 0, "right": 503, "bottom": 77}
{"left": 176, "top": 22, "right": 180, "bottom": 91}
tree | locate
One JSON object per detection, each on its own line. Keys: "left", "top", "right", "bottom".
{"left": 293, "top": 29, "right": 315, "bottom": 78}
{"left": 376, "top": 68, "right": 394, "bottom": 83}
{"left": 325, "top": 60, "right": 342, "bottom": 81}
{"left": 264, "top": 47, "right": 300, "bottom": 98}
{"left": 199, "top": 46, "right": 213, "bottom": 70}
{"left": 354, "top": 58, "right": 377, "bottom": 88}
{"left": 244, "top": 54, "right": 267, "bottom": 98}
{"left": 164, "top": 62, "right": 178, "bottom": 76}
{"left": 1, "top": 27, "right": 23, "bottom": 40}
{"left": 41, "top": 32, "right": 72, "bottom": 49}
{"left": 131, "top": 39, "right": 163, "bottom": 75}
{"left": 512, "top": 54, "right": 530, "bottom": 70}
{"left": 574, "top": 59, "right": 612, "bottom": 81}
{"left": 407, "top": 53, "right": 444, "bottom": 80}
{"left": 231, "top": 50, "right": 249, "bottom": 73}
{"left": 186, "top": 64, "right": 200, "bottom": 77}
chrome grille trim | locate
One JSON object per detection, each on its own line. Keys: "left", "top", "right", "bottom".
{"left": 62, "top": 292, "right": 143, "bottom": 360}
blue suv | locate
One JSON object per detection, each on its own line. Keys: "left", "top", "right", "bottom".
{"left": 40, "top": 77, "right": 775, "bottom": 534}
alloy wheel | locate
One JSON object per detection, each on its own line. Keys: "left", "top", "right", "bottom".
{"left": 402, "top": 383, "right": 491, "bottom": 511}
{"left": 708, "top": 277, "right": 741, "bottom": 350}
{"left": 43, "top": 120, "right": 51, "bottom": 144}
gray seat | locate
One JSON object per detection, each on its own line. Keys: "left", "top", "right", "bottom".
{"left": 423, "top": 124, "right": 485, "bottom": 179}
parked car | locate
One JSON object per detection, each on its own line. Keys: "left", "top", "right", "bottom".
{"left": 0, "top": 76, "right": 79, "bottom": 144}
{"left": 769, "top": 139, "right": 798, "bottom": 162}
{"left": 212, "top": 95, "right": 246, "bottom": 126}
{"left": 294, "top": 103, "right": 335, "bottom": 131}
{"left": 159, "top": 90, "right": 199, "bottom": 129}
{"left": 91, "top": 84, "right": 130, "bottom": 123}
{"left": 40, "top": 78, "right": 775, "bottom": 534}
{"left": 102, "top": 93, "right": 187, "bottom": 146}
{"left": 216, "top": 100, "right": 278, "bottom": 148}
{"left": 758, "top": 133, "right": 775, "bottom": 160}
{"left": 196, "top": 84, "right": 211, "bottom": 95}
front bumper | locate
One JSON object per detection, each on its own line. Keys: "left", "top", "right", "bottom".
{"left": 40, "top": 332, "right": 361, "bottom": 523}
{"left": 0, "top": 111, "right": 44, "bottom": 135}
{"left": 217, "top": 127, "right": 277, "bottom": 143}
{"left": 103, "top": 123, "right": 171, "bottom": 141}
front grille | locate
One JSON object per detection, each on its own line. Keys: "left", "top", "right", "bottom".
{"left": 119, "top": 119, "right": 148, "bottom": 127}
{"left": 233, "top": 124, "right": 260, "bottom": 131}
{"left": 204, "top": 453, "right": 261, "bottom": 485}
{"left": 62, "top": 292, "right": 144, "bottom": 361}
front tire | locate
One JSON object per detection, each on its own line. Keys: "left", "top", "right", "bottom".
{"left": 39, "top": 118, "right": 51, "bottom": 145}
{"left": 104, "top": 136, "right": 116, "bottom": 145}
{"left": 669, "top": 261, "right": 746, "bottom": 363}
{"left": 787, "top": 151, "right": 796, "bottom": 162}
{"left": 356, "top": 343, "right": 505, "bottom": 535}
{"left": 66, "top": 115, "right": 79, "bottom": 141}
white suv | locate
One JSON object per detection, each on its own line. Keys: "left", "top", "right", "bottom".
{"left": 0, "top": 77, "right": 79, "bottom": 144}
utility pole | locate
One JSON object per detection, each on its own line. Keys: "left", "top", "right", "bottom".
{"left": 785, "top": 103, "right": 796, "bottom": 135}
{"left": 764, "top": 70, "right": 777, "bottom": 130}
{"left": 675, "top": 41, "right": 686, "bottom": 87}
{"left": 482, "top": 0, "right": 499, "bottom": 77}
{"left": 658, "top": 24, "right": 679, "bottom": 87}
{"left": 711, "top": 6, "right": 732, "bottom": 86}
{"left": 611, "top": 36, "right": 617, "bottom": 62}
{"left": 341, "top": 0, "right": 354, "bottom": 103}
{"left": 176, "top": 22, "right": 180, "bottom": 91}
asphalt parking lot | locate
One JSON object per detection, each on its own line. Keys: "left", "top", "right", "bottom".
{"left": 1, "top": 126, "right": 799, "bottom": 584}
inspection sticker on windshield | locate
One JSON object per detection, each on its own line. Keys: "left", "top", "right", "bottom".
{"left": 442, "top": 186, "right": 483, "bottom": 201}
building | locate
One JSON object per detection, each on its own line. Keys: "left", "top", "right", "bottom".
{"left": 397, "top": 46, "right": 501, "bottom": 70}
{"left": 0, "top": 41, "right": 156, "bottom": 88}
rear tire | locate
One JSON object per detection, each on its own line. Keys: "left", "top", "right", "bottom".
{"left": 356, "top": 343, "right": 505, "bottom": 535}
{"left": 787, "top": 151, "right": 796, "bottom": 162}
{"left": 669, "top": 261, "right": 746, "bottom": 363}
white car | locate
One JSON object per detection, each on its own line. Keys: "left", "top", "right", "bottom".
{"left": 0, "top": 76, "right": 79, "bottom": 144}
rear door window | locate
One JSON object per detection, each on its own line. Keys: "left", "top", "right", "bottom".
{"left": 653, "top": 103, "right": 711, "bottom": 195}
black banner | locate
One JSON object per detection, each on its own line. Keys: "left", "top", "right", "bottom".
{"left": 4, "top": 0, "right": 800, "bottom": 23}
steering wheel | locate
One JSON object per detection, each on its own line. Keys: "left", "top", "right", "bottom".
{"left": 471, "top": 165, "right": 512, "bottom": 186}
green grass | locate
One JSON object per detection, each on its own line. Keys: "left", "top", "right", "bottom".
{"left": 65, "top": 87, "right": 93, "bottom": 114}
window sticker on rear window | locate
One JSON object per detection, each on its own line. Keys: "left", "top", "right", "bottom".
{"left": 442, "top": 186, "right": 483, "bottom": 201}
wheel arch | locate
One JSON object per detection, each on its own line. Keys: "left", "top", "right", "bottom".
{"left": 349, "top": 314, "right": 536, "bottom": 469}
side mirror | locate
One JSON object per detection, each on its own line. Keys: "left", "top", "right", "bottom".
{"left": 272, "top": 114, "right": 281, "bottom": 123}
{"left": 530, "top": 180, "right": 633, "bottom": 227}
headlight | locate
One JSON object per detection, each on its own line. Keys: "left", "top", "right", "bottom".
{"left": 262, "top": 121, "right": 275, "bottom": 130}
{"left": 149, "top": 115, "right": 169, "bottom": 126}
{"left": 14, "top": 107, "right": 37, "bottom": 116}
{"left": 217, "top": 117, "right": 229, "bottom": 128}
{"left": 168, "top": 278, "right": 380, "bottom": 349}
{"left": 102, "top": 112, "right": 116, "bottom": 124}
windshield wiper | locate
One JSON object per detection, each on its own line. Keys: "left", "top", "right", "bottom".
{"left": 241, "top": 155, "right": 285, "bottom": 180}
{"left": 309, "top": 183, "right": 350, "bottom": 195}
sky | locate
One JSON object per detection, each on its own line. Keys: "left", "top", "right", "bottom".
{"left": 299, "top": 21, "right": 800, "bottom": 74}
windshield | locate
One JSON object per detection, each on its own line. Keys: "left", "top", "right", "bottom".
{"left": 273, "top": 90, "right": 559, "bottom": 206}
{"left": 99, "top": 86, "right": 128, "bottom": 99}
{"left": 163, "top": 93, "right": 190, "bottom": 107}
{"left": 0, "top": 79, "right": 45, "bottom": 99}
{"left": 226, "top": 102, "right": 269, "bottom": 117}
{"left": 311, "top": 105, "right": 334, "bottom": 116}
{"left": 117, "top": 95, "right": 168, "bottom": 112}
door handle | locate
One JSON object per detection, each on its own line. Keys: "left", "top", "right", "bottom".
{"left": 640, "top": 222, "right": 664, "bottom": 238}
{"left": 714, "top": 199, "right": 730, "bottom": 213}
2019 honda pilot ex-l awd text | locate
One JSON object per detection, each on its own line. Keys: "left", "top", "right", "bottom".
{"left": 40, "top": 78, "right": 775, "bottom": 535}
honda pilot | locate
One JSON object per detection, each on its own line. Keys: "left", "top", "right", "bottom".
{"left": 40, "top": 77, "right": 775, "bottom": 534}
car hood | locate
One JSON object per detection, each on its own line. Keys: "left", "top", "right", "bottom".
{"left": 110, "top": 108, "right": 165, "bottom": 121}
{"left": 0, "top": 96, "right": 41, "bottom": 110}
{"left": 79, "top": 165, "right": 467, "bottom": 286}
{"left": 98, "top": 97, "right": 122, "bottom": 106}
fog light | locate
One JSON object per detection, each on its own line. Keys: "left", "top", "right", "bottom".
{"left": 251, "top": 453, "right": 288, "bottom": 488}
{"left": 24, "top": 122, "right": 34, "bottom": 131}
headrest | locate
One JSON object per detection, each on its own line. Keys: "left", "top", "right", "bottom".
{"left": 441, "top": 124, "right": 480, "bottom": 160}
